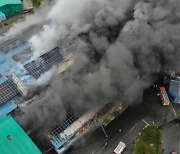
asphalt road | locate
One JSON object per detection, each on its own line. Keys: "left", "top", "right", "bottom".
{"left": 68, "top": 86, "right": 180, "bottom": 154}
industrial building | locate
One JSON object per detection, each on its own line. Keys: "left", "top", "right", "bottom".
{"left": 0, "top": 23, "right": 128, "bottom": 153}
{"left": 0, "top": 24, "right": 87, "bottom": 116}
{"left": 0, "top": 23, "right": 68, "bottom": 153}
{"left": 0, "top": 114, "right": 41, "bottom": 154}
{"left": 51, "top": 109, "right": 98, "bottom": 153}
{"left": 0, "top": 46, "right": 64, "bottom": 115}
{"left": 0, "top": 24, "right": 90, "bottom": 153}
{"left": 168, "top": 79, "right": 180, "bottom": 104}
{"left": 0, "top": 23, "right": 66, "bottom": 116}
{"left": 50, "top": 104, "right": 127, "bottom": 153}
{"left": 0, "top": 0, "right": 23, "bottom": 16}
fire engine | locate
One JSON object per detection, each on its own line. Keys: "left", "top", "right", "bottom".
{"left": 159, "top": 86, "right": 170, "bottom": 106}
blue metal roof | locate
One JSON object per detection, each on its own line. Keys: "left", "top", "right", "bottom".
{"left": 0, "top": 43, "right": 33, "bottom": 80}
{"left": 0, "top": 96, "right": 19, "bottom": 115}
{"left": 50, "top": 115, "right": 78, "bottom": 149}
{"left": 168, "top": 79, "right": 180, "bottom": 99}
{"left": 0, "top": 44, "right": 30, "bottom": 115}
{"left": 51, "top": 134, "right": 73, "bottom": 149}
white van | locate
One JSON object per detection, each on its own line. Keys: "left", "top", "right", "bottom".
{"left": 113, "top": 141, "right": 126, "bottom": 154}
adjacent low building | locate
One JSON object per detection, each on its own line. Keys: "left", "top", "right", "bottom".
{"left": 168, "top": 79, "right": 180, "bottom": 104}
{"left": 0, "top": 114, "right": 41, "bottom": 154}
{"left": 0, "top": 0, "right": 23, "bottom": 16}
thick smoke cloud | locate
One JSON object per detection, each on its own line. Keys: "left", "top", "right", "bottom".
{"left": 15, "top": 0, "right": 180, "bottom": 149}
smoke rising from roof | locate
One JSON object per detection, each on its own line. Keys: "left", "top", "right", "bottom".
{"left": 15, "top": 0, "right": 180, "bottom": 150}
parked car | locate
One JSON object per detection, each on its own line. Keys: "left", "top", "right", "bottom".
{"left": 23, "top": 7, "right": 33, "bottom": 13}
{"left": 159, "top": 86, "right": 170, "bottom": 106}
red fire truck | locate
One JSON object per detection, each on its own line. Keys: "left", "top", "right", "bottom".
{"left": 159, "top": 86, "right": 170, "bottom": 106}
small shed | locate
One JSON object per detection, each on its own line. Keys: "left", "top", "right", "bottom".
{"left": 0, "top": 114, "right": 42, "bottom": 154}
{"left": 0, "top": 0, "right": 23, "bottom": 16}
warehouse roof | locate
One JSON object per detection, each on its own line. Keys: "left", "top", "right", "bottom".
{"left": 0, "top": 0, "right": 22, "bottom": 7}
{"left": 169, "top": 79, "right": 180, "bottom": 99}
{"left": 0, "top": 114, "right": 41, "bottom": 154}
{"left": 51, "top": 109, "right": 97, "bottom": 149}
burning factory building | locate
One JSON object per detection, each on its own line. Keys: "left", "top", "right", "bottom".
{"left": 1, "top": 0, "right": 180, "bottom": 153}
{"left": 0, "top": 20, "right": 128, "bottom": 153}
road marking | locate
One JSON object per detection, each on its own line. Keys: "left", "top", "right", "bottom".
{"left": 141, "top": 119, "right": 149, "bottom": 125}
{"left": 106, "top": 121, "right": 147, "bottom": 151}
{"left": 92, "top": 138, "right": 108, "bottom": 154}
{"left": 121, "top": 123, "right": 138, "bottom": 140}
{"left": 101, "top": 125, "right": 108, "bottom": 137}
{"left": 170, "top": 104, "right": 177, "bottom": 117}
{"left": 98, "top": 142, "right": 107, "bottom": 153}
{"left": 92, "top": 150, "right": 95, "bottom": 154}
{"left": 108, "top": 131, "right": 121, "bottom": 147}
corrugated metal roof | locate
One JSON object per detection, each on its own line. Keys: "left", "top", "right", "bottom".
{"left": 169, "top": 79, "right": 180, "bottom": 98}
{"left": 0, "top": 0, "right": 22, "bottom": 7}
{"left": 51, "top": 109, "right": 98, "bottom": 149}
{"left": 174, "top": 98, "right": 180, "bottom": 104}
{"left": 0, "top": 115, "right": 42, "bottom": 154}
{"left": 0, "top": 98, "right": 18, "bottom": 116}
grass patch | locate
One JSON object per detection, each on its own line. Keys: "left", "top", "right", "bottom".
{"left": 0, "top": 16, "right": 23, "bottom": 28}
{"left": 133, "top": 125, "right": 161, "bottom": 154}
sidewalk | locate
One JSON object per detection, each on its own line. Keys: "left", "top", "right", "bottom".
{"left": 160, "top": 123, "right": 179, "bottom": 153}
{"left": 159, "top": 104, "right": 180, "bottom": 153}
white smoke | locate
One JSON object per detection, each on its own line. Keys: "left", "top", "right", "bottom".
{"left": 29, "top": 24, "right": 60, "bottom": 58}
